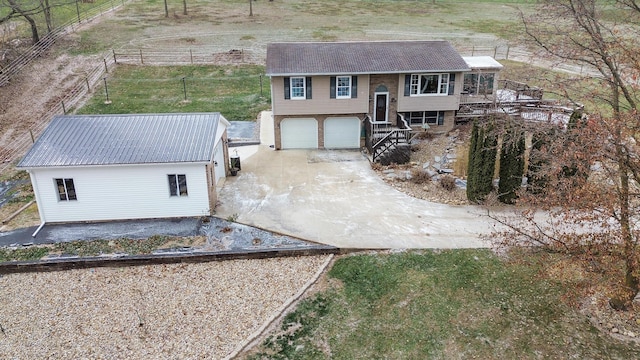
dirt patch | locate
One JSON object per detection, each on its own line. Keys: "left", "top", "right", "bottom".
{"left": 0, "top": 38, "right": 99, "bottom": 162}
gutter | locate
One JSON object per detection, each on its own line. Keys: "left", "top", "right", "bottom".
{"left": 27, "top": 170, "right": 46, "bottom": 237}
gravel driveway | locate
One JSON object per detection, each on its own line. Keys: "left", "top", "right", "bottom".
{"left": 0, "top": 255, "right": 331, "bottom": 359}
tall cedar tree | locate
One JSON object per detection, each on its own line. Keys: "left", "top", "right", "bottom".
{"left": 479, "top": 122, "right": 498, "bottom": 198}
{"left": 467, "top": 120, "right": 498, "bottom": 203}
{"left": 498, "top": 128, "right": 525, "bottom": 204}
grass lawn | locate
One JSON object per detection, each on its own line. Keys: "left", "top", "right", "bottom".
{"left": 245, "top": 250, "right": 640, "bottom": 359}
{"left": 77, "top": 64, "right": 271, "bottom": 120}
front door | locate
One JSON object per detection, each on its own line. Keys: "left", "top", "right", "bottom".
{"left": 374, "top": 92, "right": 388, "bottom": 123}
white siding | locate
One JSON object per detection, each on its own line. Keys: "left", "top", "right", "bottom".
{"left": 31, "top": 163, "right": 211, "bottom": 223}
{"left": 213, "top": 141, "right": 226, "bottom": 185}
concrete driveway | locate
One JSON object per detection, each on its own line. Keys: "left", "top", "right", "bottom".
{"left": 215, "top": 146, "right": 499, "bottom": 249}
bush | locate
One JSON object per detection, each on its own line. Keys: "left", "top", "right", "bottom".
{"left": 440, "top": 175, "right": 456, "bottom": 191}
{"left": 414, "top": 131, "right": 435, "bottom": 140}
{"left": 411, "top": 168, "right": 432, "bottom": 184}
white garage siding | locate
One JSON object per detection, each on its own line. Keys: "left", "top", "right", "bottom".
{"left": 31, "top": 163, "right": 211, "bottom": 223}
{"left": 324, "top": 117, "right": 361, "bottom": 149}
{"left": 281, "top": 118, "right": 318, "bottom": 149}
{"left": 213, "top": 141, "right": 226, "bottom": 185}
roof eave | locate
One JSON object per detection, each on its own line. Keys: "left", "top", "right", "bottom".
{"left": 266, "top": 68, "right": 472, "bottom": 77}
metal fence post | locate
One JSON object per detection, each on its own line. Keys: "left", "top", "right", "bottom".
{"left": 182, "top": 77, "right": 188, "bottom": 101}
{"left": 103, "top": 58, "right": 108, "bottom": 73}
{"left": 190, "top": 49, "right": 193, "bottom": 64}
{"left": 113, "top": 49, "right": 117, "bottom": 64}
{"left": 140, "top": 49, "right": 144, "bottom": 64}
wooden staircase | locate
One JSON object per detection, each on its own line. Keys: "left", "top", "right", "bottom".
{"left": 364, "top": 114, "right": 416, "bottom": 164}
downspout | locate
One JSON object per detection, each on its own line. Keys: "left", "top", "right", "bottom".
{"left": 28, "top": 170, "right": 46, "bottom": 237}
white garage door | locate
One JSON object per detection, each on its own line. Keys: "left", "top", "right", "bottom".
{"left": 281, "top": 118, "right": 318, "bottom": 149}
{"left": 324, "top": 117, "right": 361, "bottom": 149}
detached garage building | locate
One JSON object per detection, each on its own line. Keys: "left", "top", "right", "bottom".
{"left": 17, "top": 113, "right": 230, "bottom": 224}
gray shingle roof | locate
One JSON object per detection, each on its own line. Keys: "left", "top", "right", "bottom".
{"left": 17, "top": 113, "right": 224, "bottom": 168}
{"left": 266, "top": 41, "right": 470, "bottom": 76}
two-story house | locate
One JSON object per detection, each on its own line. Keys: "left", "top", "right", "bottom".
{"left": 266, "top": 40, "right": 502, "bottom": 157}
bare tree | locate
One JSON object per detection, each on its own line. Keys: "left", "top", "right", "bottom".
{"left": 0, "top": 0, "right": 75, "bottom": 44}
{"left": 492, "top": 0, "right": 640, "bottom": 308}
{"left": 1, "top": 0, "right": 42, "bottom": 43}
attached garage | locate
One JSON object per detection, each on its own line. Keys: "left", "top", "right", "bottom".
{"left": 324, "top": 117, "right": 361, "bottom": 149}
{"left": 281, "top": 118, "right": 318, "bottom": 149}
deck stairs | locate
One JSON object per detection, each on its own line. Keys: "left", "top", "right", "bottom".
{"left": 364, "top": 114, "right": 417, "bottom": 164}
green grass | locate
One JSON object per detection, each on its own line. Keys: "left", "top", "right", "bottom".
{"left": 77, "top": 64, "right": 271, "bottom": 120}
{"left": 247, "top": 250, "right": 640, "bottom": 359}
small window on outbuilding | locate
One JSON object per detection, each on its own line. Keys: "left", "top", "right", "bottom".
{"left": 55, "top": 178, "right": 77, "bottom": 201}
{"left": 168, "top": 174, "right": 188, "bottom": 197}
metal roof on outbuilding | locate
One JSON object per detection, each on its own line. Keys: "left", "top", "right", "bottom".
{"left": 462, "top": 56, "right": 504, "bottom": 70}
{"left": 17, "top": 113, "right": 227, "bottom": 168}
{"left": 266, "top": 41, "right": 471, "bottom": 76}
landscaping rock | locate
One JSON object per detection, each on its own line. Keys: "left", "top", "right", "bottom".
{"left": 425, "top": 169, "right": 438, "bottom": 178}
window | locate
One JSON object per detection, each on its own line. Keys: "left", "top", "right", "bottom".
{"left": 409, "top": 73, "right": 450, "bottom": 95}
{"left": 290, "top": 77, "right": 306, "bottom": 99}
{"left": 168, "top": 174, "right": 188, "bottom": 197}
{"left": 330, "top": 76, "right": 357, "bottom": 99}
{"left": 336, "top": 76, "right": 351, "bottom": 98}
{"left": 463, "top": 73, "right": 495, "bottom": 95}
{"left": 55, "top": 178, "right": 77, "bottom": 201}
{"left": 405, "top": 111, "right": 445, "bottom": 126}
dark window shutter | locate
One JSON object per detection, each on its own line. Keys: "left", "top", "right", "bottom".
{"left": 284, "top": 77, "right": 290, "bottom": 100}
{"left": 404, "top": 74, "right": 411, "bottom": 96}
{"left": 306, "top": 77, "right": 312, "bottom": 99}
{"left": 437, "top": 112, "right": 445, "bottom": 126}
{"left": 351, "top": 76, "right": 358, "bottom": 98}
{"left": 330, "top": 76, "right": 336, "bottom": 99}
{"left": 448, "top": 73, "right": 456, "bottom": 95}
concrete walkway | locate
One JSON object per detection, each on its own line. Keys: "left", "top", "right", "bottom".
{"left": 215, "top": 113, "right": 501, "bottom": 249}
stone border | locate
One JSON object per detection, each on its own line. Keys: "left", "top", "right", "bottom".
{"left": 0, "top": 246, "right": 342, "bottom": 274}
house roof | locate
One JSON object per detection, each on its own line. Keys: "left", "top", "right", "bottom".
{"left": 462, "top": 56, "right": 504, "bottom": 70}
{"left": 266, "top": 41, "right": 471, "bottom": 76}
{"left": 18, "top": 113, "right": 228, "bottom": 168}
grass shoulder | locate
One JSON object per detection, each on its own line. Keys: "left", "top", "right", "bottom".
{"left": 244, "top": 249, "right": 640, "bottom": 359}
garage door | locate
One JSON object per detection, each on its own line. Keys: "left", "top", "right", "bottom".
{"left": 324, "top": 117, "right": 361, "bottom": 149}
{"left": 281, "top": 118, "right": 318, "bottom": 149}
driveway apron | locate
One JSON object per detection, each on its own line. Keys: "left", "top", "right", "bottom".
{"left": 215, "top": 147, "right": 497, "bottom": 249}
